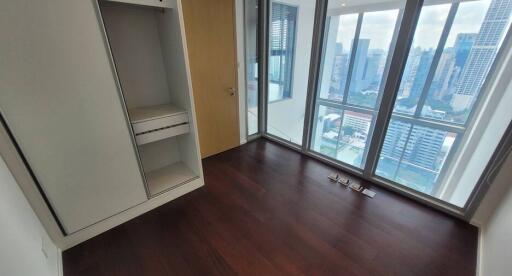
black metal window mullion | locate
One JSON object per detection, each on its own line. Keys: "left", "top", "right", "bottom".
{"left": 413, "top": 3, "right": 459, "bottom": 118}
{"left": 391, "top": 123, "right": 415, "bottom": 180}
{"left": 374, "top": 8, "right": 404, "bottom": 113}
{"left": 364, "top": 0, "right": 424, "bottom": 178}
{"left": 333, "top": 109, "right": 346, "bottom": 157}
{"left": 390, "top": 113, "right": 465, "bottom": 134}
{"left": 342, "top": 13, "right": 363, "bottom": 105}
{"left": 379, "top": 3, "right": 463, "bottom": 195}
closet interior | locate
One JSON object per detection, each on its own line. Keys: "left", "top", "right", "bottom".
{"left": 99, "top": 0, "right": 200, "bottom": 197}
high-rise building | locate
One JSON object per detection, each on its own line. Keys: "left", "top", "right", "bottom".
{"left": 329, "top": 42, "right": 349, "bottom": 100}
{"left": 409, "top": 50, "right": 435, "bottom": 102}
{"left": 380, "top": 122, "right": 448, "bottom": 179}
{"left": 398, "top": 47, "right": 422, "bottom": 99}
{"left": 342, "top": 111, "right": 372, "bottom": 136}
{"left": 380, "top": 120, "right": 410, "bottom": 160}
{"left": 453, "top": 33, "right": 476, "bottom": 68}
{"left": 401, "top": 126, "right": 447, "bottom": 171}
{"left": 431, "top": 33, "right": 476, "bottom": 102}
{"left": 362, "top": 49, "right": 383, "bottom": 91}
{"left": 452, "top": 0, "right": 512, "bottom": 112}
{"left": 349, "top": 39, "right": 370, "bottom": 94}
{"left": 430, "top": 48, "right": 456, "bottom": 101}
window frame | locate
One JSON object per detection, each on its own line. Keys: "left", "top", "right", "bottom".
{"left": 267, "top": 1, "right": 299, "bottom": 102}
{"left": 372, "top": 1, "right": 512, "bottom": 205}
{"left": 244, "top": 0, "right": 263, "bottom": 139}
{"left": 310, "top": 7, "right": 403, "bottom": 169}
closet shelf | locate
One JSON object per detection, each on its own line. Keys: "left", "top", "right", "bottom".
{"left": 129, "top": 104, "right": 190, "bottom": 145}
{"left": 146, "top": 162, "right": 198, "bottom": 197}
{"left": 129, "top": 104, "right": 187, "bottom": 123}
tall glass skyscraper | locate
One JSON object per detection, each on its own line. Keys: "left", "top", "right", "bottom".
{"left": 452, "top": 0, "right": 512, "bottom": 114}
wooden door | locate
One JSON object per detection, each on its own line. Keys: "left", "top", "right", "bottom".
{"left": 182, "top": 0, "right": 240, "bottom": 158}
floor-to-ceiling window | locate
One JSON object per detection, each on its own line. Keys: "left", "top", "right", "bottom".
{"left": 311, "top": 1, "right": 404, "bottom": 168}
{"left": 376, "top": 0, "right": 512, "bottom": 206}
{"left": 266, "top": 0, "right": 317, "bottom": 145}
{"left": 260, "top": 0, "right": 512, "bottom": 215}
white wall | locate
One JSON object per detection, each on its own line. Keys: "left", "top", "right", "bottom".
{"left": 472, "top": 152, "right": 512, "bottom": 276}
{"left": 0, "top": 156, "right": 61, "bottom": 276}
{"left": 439, "top": 34, "right": 512, "bottom": 206}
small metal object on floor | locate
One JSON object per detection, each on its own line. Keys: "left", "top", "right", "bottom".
{"left": 348, "top": 183, "right": 363, "bottom": 192}
{"left": 362, "top": 188, "right": 376, "bottom": 198}
{"left": 328, "top": 173, "right": 350, "bottom": 186}
{"left": 338, "top": 177, "right": 350, "bottom": 186}
{"left": 328, "top": 172, "right": 375, "bottom": 197}
{"left": 328, "top": 173, "right": 339, "bottom": 182}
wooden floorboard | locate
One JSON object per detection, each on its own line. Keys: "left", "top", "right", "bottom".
{"left": 63, "top": 138, "right": 478, "bottom": 276}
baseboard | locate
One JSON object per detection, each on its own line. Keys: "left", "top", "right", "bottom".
{"left": 57, "top": 248, "right": 63, "bottom": 276}
{"left": 476, "top": 226, "right": 484, "bottom": 276}
{"left": 60, "top": 178, "right": 204, "bottom": 249}
{"left": 470, "top": 218, "right": 483, "bottom": 228}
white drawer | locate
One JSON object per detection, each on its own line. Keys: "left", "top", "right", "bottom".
{"left": 135, "top": 124, "right": 190, "bottom": 145}
{"left": 104, "top": 0, "right": 173, "bottom": 9}
{"left": 132, "top": 113, "right": 188, "bottom": 134}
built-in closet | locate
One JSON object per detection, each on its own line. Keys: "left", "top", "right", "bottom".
{"left": 0, "top": 0, "right": 203, "bottom": 249}
{"left": 99, "top": 0, "right": 200, "bottom": 197}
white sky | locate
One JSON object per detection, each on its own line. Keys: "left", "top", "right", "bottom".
{"left": 334, "top": 0, "right": 492, "bottom": 51}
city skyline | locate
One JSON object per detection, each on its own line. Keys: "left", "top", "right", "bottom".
{"left": 315, "top": 0, "right": 512, "bottom": 194}
{"left": 333, "top": 0, "right": 497, "bottom": 51}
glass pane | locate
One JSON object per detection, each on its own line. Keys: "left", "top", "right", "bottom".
{"left": 375, "top": 120, "right": 412, "bottom": 179}
{"left": 377, "top": 121, "right": 457, "bottom": 194}
{"left": 268, "top": 3, "right": 296, "bottom": 101}
{"left": 311, "top": 1, "right": 404, "bottom": 169}
{"left": 317, "top": 14, "right": 358, "bottom": 102}
{"left": 421, "top": 0, "right": 510, "bottom": 124}
{"left": 337, "top": 110, "right": 373, "bottom": 168}
{"left": 377, "top": 0, "right": 511, "bottom": 208}
{"left": 311, "top": 105, "right": 343, "bottom": 159}
{"left": 267, "top": 0, "right": 316, "bottom": 145}
{"left": 393, "top": 4, "right": 451, "bottom": 115}
{"left": 346, "top": 9, "right": 399, "bottom": 109}
{"left": 311, "top": 105, "right": 373, "bottom": 168}
{"left": 245, "top": 0, "right": 259, "bottom": 136}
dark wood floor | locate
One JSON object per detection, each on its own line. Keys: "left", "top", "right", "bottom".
{"left": 63, "top": 138, "right": 478, "bottom": 276}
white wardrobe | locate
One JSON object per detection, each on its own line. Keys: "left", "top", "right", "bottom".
{"left": 0, "top": 0, "right": 203, "bottom": 249}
